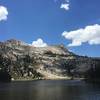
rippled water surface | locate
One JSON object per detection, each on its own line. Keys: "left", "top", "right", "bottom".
{"left": 0, "top": 80, "right": 100, "bottom": 100}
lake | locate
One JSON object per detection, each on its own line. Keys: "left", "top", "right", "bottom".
{"left": 0, "top": 80, "right": 100, "bottom": 100}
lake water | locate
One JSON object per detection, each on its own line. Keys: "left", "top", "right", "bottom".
{"left": 0, "top": 80, "right": 100, "bottom": 100}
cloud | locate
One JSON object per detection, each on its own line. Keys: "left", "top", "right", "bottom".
{"left": 60, "top": 3, "right": 70, "bottom": 11}
{"left": 0, "top": 6, "right": 8, "bottom": 21}
{"left": 31, "top": 38, "right": 47, "bottom": 47}
{"left": 62, "top": 24, "right": 100, "bottom": 46}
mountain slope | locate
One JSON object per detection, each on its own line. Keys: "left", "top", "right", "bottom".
{"left": 0, "top": 39, "right": 100, "bottom": 81}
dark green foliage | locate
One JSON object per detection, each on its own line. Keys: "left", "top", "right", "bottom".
{"left": 85, "top": 60, "right": 100, "bottom": 82}
{"left": 0, "top": 70, "right": 11, "bottom": 82}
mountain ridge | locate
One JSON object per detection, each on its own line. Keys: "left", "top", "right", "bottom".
{"left": 0, "top": 39, "right": 100, "bottom": 82}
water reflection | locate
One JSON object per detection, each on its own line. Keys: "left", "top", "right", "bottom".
{"left": 0, "top": 80, "right": 100, "bottom": 100}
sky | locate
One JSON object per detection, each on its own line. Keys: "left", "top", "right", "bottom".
{"left": 0, "top": 0, "right": 100, "bottom": 57}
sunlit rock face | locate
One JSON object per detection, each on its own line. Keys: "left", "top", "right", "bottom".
{"left": 0, "top": 39, "right": 100, "bottom": 81}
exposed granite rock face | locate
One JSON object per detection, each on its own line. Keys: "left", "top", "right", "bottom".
{"left": 0, "top": 39, "right": 100, "bottom": 81}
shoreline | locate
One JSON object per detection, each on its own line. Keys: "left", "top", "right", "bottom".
{"left": 11, "top": 77, "right": 85, "bottom": 82}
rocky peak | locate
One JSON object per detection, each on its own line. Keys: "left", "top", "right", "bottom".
{"left": 4, "top": 39, "right": 28, "bottom": 47}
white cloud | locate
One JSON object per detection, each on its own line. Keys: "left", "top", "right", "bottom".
{"left": 62, "top": 24, "right": 100, "bottom": 46}
{"left": 0, "top": 6, "right": 8, "bottom": 21}
{"left": 31, "top": 38, "right": 47, "bottom": 47}
{"left": 60, "top": 3, "right": 70, "bottom": 11}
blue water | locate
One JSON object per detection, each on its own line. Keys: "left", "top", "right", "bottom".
{"left": 0, "top": 80, "right": 100, "bottom": 100}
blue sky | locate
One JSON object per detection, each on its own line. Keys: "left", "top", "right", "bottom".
{"left": 0, "top": 0, "right": 100, "bottom": 57}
